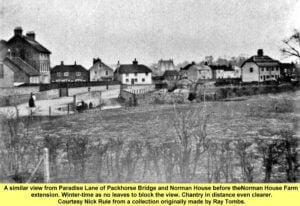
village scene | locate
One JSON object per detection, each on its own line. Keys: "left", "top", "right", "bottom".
{"left": 0, "top": 0, "right": 299, "bottom": 183}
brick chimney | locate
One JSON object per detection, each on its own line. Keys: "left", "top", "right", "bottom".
{"left": 257, "top": 49, "right": 264, "bottom": 56}
{"left": 14, "top": 27, "right": 23, "bottom": 36}
{"left": 26, "top": 31, "right": 35, "bottom": 40}
{"left": 61, "top": 61, "right": 64, "bottom": 65}
{"left": 93, "top": 58, "right": 101, "bottom": 64}
{"left": 133, "top": 58, "right": 138, "bottom": 65}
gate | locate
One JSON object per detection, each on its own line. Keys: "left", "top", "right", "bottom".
{"left": 59, "top": 87, "right": 68, "bottom": 97}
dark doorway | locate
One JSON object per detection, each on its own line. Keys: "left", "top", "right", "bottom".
{"left": 59, "top": 88, "right": 68, "bottom": 97}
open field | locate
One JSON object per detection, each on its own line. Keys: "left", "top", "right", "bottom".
{"left": 0, "top": 90, "right": 299, "bottom": 183}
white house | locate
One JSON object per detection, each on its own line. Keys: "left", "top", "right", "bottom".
{"left": 89, "top": 58, "right": 114, "bottom": 81}
{"left": 210, "top": 65, "right": 236, "bottom": 79}
{"left": 114, "top": 59, "right": 152, "bottom": 85}
{"left": 241, "top": 49, "right": 281, "bottom": 82}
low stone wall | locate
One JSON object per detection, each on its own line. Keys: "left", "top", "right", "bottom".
{"left": 0, "top": 86, "right": 40, "bottom": 96}
{"left": 68, "top": 84, "right": 120, "bottom": 96}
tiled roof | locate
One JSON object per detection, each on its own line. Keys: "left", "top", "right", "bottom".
{"left": 7, "top": 35, "right": 51, "bottom": 54}
{"left": 90, "top": 59, "right": 114, "bottom": 72}
{"left": 241, "top": 55, "right": 280, "bottom": 67}
{"left": 163, "top": 70, "right": 179, "bottom": 77}
{"left": 182, "top": 63, "right": 212, "bottom": 71}
{"left": 115, "top": 64, "right": 152, "bottom": 74}
{"left": 209, "top": 65, "right": 233, "bottom": 71}
{"left": 4, "top": 57, "right": 40, "bottom": 76}
{"left": 51, "top": 64, "right": 88, "bottom": 73}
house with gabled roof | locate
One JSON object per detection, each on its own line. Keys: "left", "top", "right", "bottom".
{"left": 51, "top": 61, "right": 89, "bottom": 82}
{"left": 4, "top": 27, "right": 51, "bottom": 83}
{"left": 114, "top": 59, "right": 152, "bottom": 85}
{"left": 0, "top": 39, "right": 40, "bottom": 87}
{"left": 180, "top": 62, "right": 212, "bottom": 82}
{"left": 89, "top": 58, "right": 114, "bottom": 81}
{"left": 241, "top": 49, "right": 281, "bottom": 82}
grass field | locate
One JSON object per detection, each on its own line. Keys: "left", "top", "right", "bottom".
{"left": 0, "top": 90, "right": 299, "bottom": 183}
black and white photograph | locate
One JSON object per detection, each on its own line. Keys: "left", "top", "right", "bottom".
{"left": 0, "top": 0, "right": 299, "bottom": 183}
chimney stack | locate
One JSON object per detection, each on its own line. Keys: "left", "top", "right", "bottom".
{"left": 257, "top": 49, "right": 264, "bottom": 56}
{"left": 26, "top": 31, "right": 35, "bottom": 40}
{"left": 61, "top": 61, "right": 64, "bottom": 65}
{"left": 74, "top": 61, "right": 77, "bottom": 65}
{"left": 133, "top": 58, "right": 138, "bottom": 65}
{"left": 14, "top": 27, "right": 23, "bottom": 36}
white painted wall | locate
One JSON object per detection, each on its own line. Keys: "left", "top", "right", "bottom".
{"left": 242, "top": 62, "right": 259, "bottom": 82}
{"left": 120, "top": 73, "right": 152, "bottom": 84}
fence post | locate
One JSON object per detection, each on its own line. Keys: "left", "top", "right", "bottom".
{"left": 67, "top": 104, "right": 70, "bottom": 115}
{"left": 49, "top": 106, "right": 51, "bottom": 117}
{"left": 73, "top": 95, "right": 76, "bottom": 111}
{"left": 43, "top": 148, "right": 50, "bottom": 183}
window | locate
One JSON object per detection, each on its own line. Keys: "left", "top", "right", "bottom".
{"left": 64, "top": 72, "right": 69, "bottom": 77}
{"left": 142, "top": 78, "right": 145, "bottom": 82}
{"left": 76, "top": 72, "right": 81, "bottom": 76}
{"left": 135, "top": 78, "right": 138, "bottom": 82}
{"left": 261, "top": 68, "right": 264, "bottom": 72}
{"left": 126, "top": 79, "right": 129, "bottom": 82}
{"left": 57, "top": 72, "right": 62, "bottom": 77}
{"left": 105, "top": 71, "right": 108, "bottom": 76}
{"left": 249, "top": 67, "right": 253, "bottom": 73}
{"left": 95, "top": 71, "right": 97, "bottom": 74}
{"left": 0, "top": 64, "right": 3, "bottom": 78}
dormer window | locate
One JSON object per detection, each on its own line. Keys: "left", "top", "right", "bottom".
{"left": 249, "top": 68, "right": 253, "bottom": 73}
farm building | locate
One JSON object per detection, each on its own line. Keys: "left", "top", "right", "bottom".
{"left": 280, "top": 63, "right": 296, "bottom": 79}
{"left": 209, "top": 65, "right": 236, "bottom": 79}
{"left": 180, "top": 62, "right": 212, "bottom": 82}
{"left": 241, "top": 49, "right": 281, "bottom": 82}
{"left": 163, "top": 70, "right": 180, "bottom": 81}
{"left": 114, "top": 59, "right": 152, "bottom": 85}
{"left": 89, "top": 58, "right": 114, "bottom": 81}
{"left": 51, "top": 61, "right": 89, "bottom": 82}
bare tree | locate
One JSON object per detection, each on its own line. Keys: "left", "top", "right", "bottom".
{"left": 173, "top": 104, "right": 210, "bottom": 182}
{"left": 281, "top": 30, "right": 300, "bottom": 58}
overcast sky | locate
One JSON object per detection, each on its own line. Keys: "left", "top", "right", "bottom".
{"left": 1, "top": 0, "right": 300, "bottom": 68}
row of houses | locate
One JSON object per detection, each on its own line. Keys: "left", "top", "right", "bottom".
{"left": 0, "top": 27, "right": 299, "bottom": 88}
{"left": 0, "top": 27, "right": 154, "bottom": 87}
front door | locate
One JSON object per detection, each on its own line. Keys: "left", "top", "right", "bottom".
{"left": 131, "top": 79, "right": 135, "bottom": 85}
